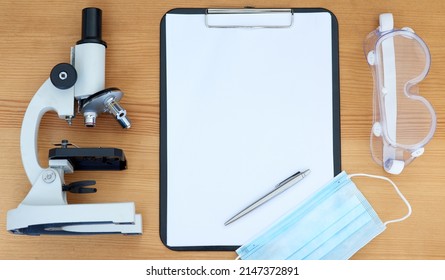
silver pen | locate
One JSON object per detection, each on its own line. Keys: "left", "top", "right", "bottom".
{"left": 225, "top": 169, "right": 311, "bottom": 226}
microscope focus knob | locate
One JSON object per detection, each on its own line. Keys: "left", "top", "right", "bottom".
{"left": 50, "top": 63, "right": 77, "bottom": 90}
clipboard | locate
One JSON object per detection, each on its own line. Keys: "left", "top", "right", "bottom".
{"left": 160, "top": 8, "right": 341, "bottom": 250}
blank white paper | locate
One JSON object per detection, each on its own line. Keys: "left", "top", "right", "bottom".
{"left": 165, "top": 11, "right": 336, "bottom": 247}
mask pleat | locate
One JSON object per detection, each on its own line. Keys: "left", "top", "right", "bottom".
{"left": 305, "top": 211, "right": 372, "bottom": 259}
{"left": 319, "top": 218, "right": 385, "bottom": 260}
{"left": 290, "top": 203, "right": 365, "bottom": 260}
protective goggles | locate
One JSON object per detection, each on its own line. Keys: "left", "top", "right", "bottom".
{"left": 364, "top": 13, "right": 436, "bottom": 174}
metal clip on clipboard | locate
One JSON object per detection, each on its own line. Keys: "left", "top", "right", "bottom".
{"left": 205, "top": 8, "right": 294, "bottom": 28}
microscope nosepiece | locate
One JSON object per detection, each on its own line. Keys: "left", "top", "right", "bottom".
{"left": 79, "top": 88, "right": 131, "bottom": 129}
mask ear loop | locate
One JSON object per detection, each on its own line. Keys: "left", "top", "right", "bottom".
{"left": 348, "top": 173, "right": 412, "bottom": 226}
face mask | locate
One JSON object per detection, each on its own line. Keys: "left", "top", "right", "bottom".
{"left": 236, "top": 171, "right": 411, "bottom": 260}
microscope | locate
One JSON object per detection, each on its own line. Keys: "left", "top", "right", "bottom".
{"left": 6, "top": 8, "right": 142, "bottom": 235}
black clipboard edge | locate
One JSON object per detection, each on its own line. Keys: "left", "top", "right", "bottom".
{"left": 330, "top": 11, "right": 342, "bottom": 176}
{"left": 160, "top": 7, "right": 340, "bottom": 251}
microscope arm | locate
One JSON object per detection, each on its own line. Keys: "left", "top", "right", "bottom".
{"left": 20, "top": 78, "right": 75, "bottom": 185}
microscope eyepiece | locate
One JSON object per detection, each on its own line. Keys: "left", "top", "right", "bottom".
{"left": 77, "top": 7, "right": 107, "bottom": 47}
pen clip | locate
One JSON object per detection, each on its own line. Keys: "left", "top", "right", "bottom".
{"left": 275, "top": 171, "right": 301, "bottom": 189}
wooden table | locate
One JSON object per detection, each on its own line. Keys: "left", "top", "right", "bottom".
{"left": 1, "top": 0, "right": 444, "bottom": 260}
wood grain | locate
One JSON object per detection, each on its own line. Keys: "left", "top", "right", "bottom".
{"left": 1, "top": 0, "right": 445, "bottom": 260}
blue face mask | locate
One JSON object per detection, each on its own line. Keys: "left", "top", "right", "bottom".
{"left": 236, "top": 171, "right": 411, "bottom": 260}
